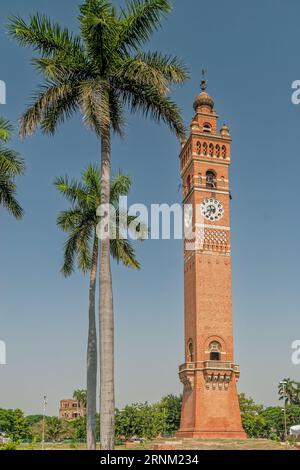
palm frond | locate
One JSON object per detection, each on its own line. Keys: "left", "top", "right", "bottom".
{"left": 79, "top": 0, "right": 117, "bottom": 69}
{"left": 119, "top": 82, "right": 186, "bottom": 139}
{"left": 54, "top": 176, "right": 88, "bottom": 206}
{"left": 60, "top": 223, "right": 93, "bottom": 276}
{"left": 137, "top": 52, "right": 189, "bottom": 85}
{"left": 20, "top": 81, "right": 79, "bottom": 137}
{"left": 76, "top": 224, "right": 93, "bottom": 272}
{"left": 116, "top": 54, "right": 169, "bottom": 95}
{"left": 118, "top": 0, "right": 172, "bottom": 52}
{"left": 56, "top": 209, "right": 83, "bottom": 232}
{"left": 79, "top": 79, "right": 110, "bottom": 136}
{"left": 0, "top": 175, "right": 23, "bottom": 219}
{"left": 8, "top": 13, "right": 84, "bottom": 57}
{"left": 32, "top": 56, "right": 88, "bottom": 82}
{"left": 109, "top": 89, "right": 125, "bottom": 136}
{"left": 110, "top": 237, "right": 140, "bottom": 269}
{"left": 61, "top": 230, "right": 79, "bottom": 276}
{"left": 0, "top": 147, "right": 25, "bottom": 176}
{"left": 110, "top": 173, "right": 131, "bottom": 204}
{"left": 82, "top": 164, "right": 101, "bottom": 200}
{"left": 0, "top": 118, "right": 13, "bottom": 142}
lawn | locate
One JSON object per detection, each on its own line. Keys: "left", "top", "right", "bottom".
{"left": 15, "top": 438, "right": 297, "bottom": 451}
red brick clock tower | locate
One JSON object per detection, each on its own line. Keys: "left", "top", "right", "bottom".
{"left": 177, "top": 80, "right": 246, "bottom": 439}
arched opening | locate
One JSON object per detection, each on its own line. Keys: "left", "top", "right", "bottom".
{"left": 203, "top": 123, "right": 212, "bottom": 133}
{"left": 209, "top": 341, "right": 222, "bottom": 361}
{"left": 222, "top": 145, "right": 227, "bottom": 159}
{"left": 186, "top": 175, "right": 191, "bottom": 193}
{"left": 206, "top": 170, "right": 217, "bottom": 189}
{"left": 196, "top": 141, "right": 201, "bottom": 155}
{"left": 188, "top": 340, "right": 194, "bottom": 362}
{"left": 203, "top": 142, "right": 207, "bottom": 156}
{"left": 215, "top": 144, "right": 220, "bottom": 158}
{"left": 209, "top": 143, "right": 214, "bottom": 157}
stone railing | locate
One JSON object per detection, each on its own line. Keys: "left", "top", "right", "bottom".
{"left": 179, "top": 361, "right": 240, "bottom": 373}
{"left": 204, "top": 361, "right": 240, "bottom": 373}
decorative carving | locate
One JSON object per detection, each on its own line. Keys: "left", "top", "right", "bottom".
{"left": 204, "top": 371, "right": 233, "bottom": 391}
{"left": 205, "top": 228, "right": 228, "bottom": 246}
{"left": 181, "top": 374, "right": 194, "bottom": 391}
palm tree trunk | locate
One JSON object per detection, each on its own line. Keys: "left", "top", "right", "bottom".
{"left": 87, "top": 236, "right": 98, "bottom": 450}
{"left": 99, "top": 125, "right": 115, "bottom": 450}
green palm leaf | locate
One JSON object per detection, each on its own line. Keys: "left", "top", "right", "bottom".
{"left": 55, "top": 165, "right": 142, "bottom": 277}
{"left": 0, "top": 118, "right": 24, "bottom": 219}
{"left": 119, "top": 0, "right": 172, "bottom": 53}
{"left": 0, "top": 117, "right": 13, "bottom": 142}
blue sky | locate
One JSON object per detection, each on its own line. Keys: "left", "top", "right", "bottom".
{"left": 1, "top": 0, "right": 300, "bottom": 415}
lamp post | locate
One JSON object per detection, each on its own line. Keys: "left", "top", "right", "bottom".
{"left": 42, "top": 395, "right": 47, "bottom": 451}
{"left": 280, "top": 381, "right": 288, "bottom": 448}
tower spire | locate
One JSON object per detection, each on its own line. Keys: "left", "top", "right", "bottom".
{"left": 193, "top": 70, "right": 214, "bottom": 112}
{"left": 201, "top": 69, "right": 207, "bottom": 91}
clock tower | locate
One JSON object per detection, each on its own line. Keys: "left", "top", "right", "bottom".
{"left": 177, "top": 80, "right": 246, "bottom": 439}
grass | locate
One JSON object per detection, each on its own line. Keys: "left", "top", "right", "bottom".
{"left": 144, "top": 438, "right": 295, "bottom": 451}
{"left": 15, "top": 438, "right": 297, "bottom": 451}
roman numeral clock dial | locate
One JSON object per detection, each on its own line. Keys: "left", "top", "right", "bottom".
{"left": 200, "top": 198, "right": 224, "bottom": 222}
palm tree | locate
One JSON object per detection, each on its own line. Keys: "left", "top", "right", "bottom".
{"left": 0, "top": 117, "right": 24, "bottom": 219}
{"left": 9, "top": 0, "right": 188, "bottom": 449}
{"left": 56, "top": 165, "right": 142, "bottom": 449}
{"left": 73, "top": 389, "right": 87, "bottom": 418}
{"left": 278, "top": 378, "right": 299, "bottom": 405}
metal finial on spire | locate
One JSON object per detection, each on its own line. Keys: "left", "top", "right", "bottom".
{"left": 201, "top": 69, "right": 207, "bottom": 91}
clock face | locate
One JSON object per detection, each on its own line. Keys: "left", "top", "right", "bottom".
{"left": 200, "top": 198, "right": 224, "bottom": 222}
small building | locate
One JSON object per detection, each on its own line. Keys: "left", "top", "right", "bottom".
{"left": 59, "top": 399, "right": 86, "bottom": 420}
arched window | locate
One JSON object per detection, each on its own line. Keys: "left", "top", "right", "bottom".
{"left": 209, "top": 143, "right": 214, "bottom": 157}
{"left": 186, "top": 175, "right": 191, "bottom": 193}
{"left": 215, "top": 144, "right": 220, "bottom": 158}
{"left": 206, "top": 170, "right": 217, "bottom": 189}
{"left": 203, "top": 123, "right": 212, "bottom": 133}
{"left": 203, "top": 142, "right": 207, "bottom": 156}
{"left": 188, "top": 340, "right": 194, "bottom": 362}
{"left": 209, "top": 341, "right": 221, "bottom": 361}
{"left": 222, "top": 145, "right": 227, "bottom": 159}
{"left": 196, "top": 141, "right": 201, "bottom": 155}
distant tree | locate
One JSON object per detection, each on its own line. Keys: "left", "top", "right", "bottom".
{"left": 115, "top": 402, "right": 166, "bottom": 440}
{"left": 73, "top": 390, "right": 87, "bottom": 409}
{"left": 25, "top": 415, "right": 44, "bottom": 427}
{"left": 159, "top": 394, "right": 182, "bottom": 435}
{"left": 239, "top": 393, "right": 264, "bottom": 415}
{"left": 262, "top": 405, "right": 300, "bottom": 441}
{"left": 46, "top": 417, "right": 63, "bottom": 440}
{"left": 278, "top": 379, "right": 300, "bottom": 405}
{"left": 0, "top": 409, "right": 31, "bottom": 442}
{"left": 71, "top": 416, "right": 87, "bottom": 440}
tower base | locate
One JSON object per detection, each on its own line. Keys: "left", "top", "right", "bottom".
{"left": 178, "top": 364, "right": 246, "bottom": 440}
{"left": 176, "top": 430, "right": 247, "bottom": 440}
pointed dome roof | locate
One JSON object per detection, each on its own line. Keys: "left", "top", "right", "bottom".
{"left": 193, "top": 80, "right": 214, "bottom": 111}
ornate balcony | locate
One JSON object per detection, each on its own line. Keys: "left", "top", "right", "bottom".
{"left": 179, "top": 361, "right": 239, "bottom": 373}
{"left": 204, "top": 361, "right": 240, "bottom": 373}
{"left": 179, "top": 361, "right": 240, "bottom": 391}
